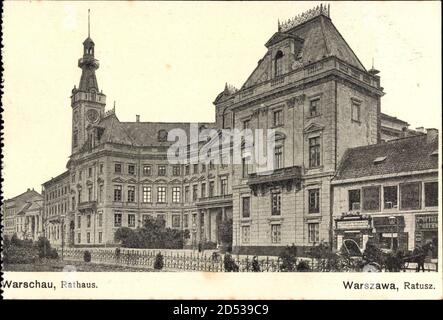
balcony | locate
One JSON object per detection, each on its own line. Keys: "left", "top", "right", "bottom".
{"left": 196, "top": 194, "right": 233, "bottom": 208}
{"left": 77, "top": 201, "right": 97, "bottom": 213}
{"left": 248, "top": 166, "right": 302, "bottom": 195}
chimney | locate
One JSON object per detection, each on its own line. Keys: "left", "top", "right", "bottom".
{"left": 136, "top": 115, "right": 140, "bottom": 122}
{"left": 426, "top": 128, "right": 438, "bottom": 143}
{"left": 27, "top": 188, "right": 31, "bottom": 192}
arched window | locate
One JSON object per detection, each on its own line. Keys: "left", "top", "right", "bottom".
{"left": 274, "top": 50, "right": 284, "bottom": 77}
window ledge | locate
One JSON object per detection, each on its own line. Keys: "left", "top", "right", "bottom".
{"left": 306, "top": 114, "right": 321, "bottom": 119}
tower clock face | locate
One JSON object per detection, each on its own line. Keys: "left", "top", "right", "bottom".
{"left": 86, "top": 109, "right": 99, "bottom": 123}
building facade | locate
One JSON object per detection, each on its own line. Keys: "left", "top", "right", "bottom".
{"left": 2, "top": 188, "right": 44, "bottom": 241}
{"left": 42, "top": 171, "right": 70, "bottom": 247}
{"left": 37, "top": 5, "right": 437, "bottom": 256}
{"left": 332, "top": 131, "right": 438, "bottom": 257}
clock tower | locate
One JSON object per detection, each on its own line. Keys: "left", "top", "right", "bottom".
{"left": 70, "top": 10, "right": 106, "bottom": 154}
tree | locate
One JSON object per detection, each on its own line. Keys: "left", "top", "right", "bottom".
{"left": 218, "top": 218, "right": 233, "bottom": 251}
{"left": 114, "top": 216, "right": 190, "bottom": 249}
{"left": 279, "top": 245, "right": 298, "bottom": 272}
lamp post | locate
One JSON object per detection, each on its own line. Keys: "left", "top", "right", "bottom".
{"left": 388, "top": 215, "right": 396, "bottom": 252}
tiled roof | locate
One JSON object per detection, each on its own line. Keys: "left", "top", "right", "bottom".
{"left": 334, "top": 134, "right": 438, "bottom": 181}
{"left": 97, "top": 113, "right": 216, "bottom": 147}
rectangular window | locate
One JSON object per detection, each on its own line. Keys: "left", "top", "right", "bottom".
{"left": 143, "top": 165, "right": 152, "bottom": 176}
{"left": 362, "top": 186, "right": 380, "bottom": 211}
{"left": 87, "top": 215, "right": 91, "bottom": 228}
{"left": 274, "top": 145, "right": 283, "bottom": 169}
{"left": 308, "top": 223, "right": 320, "bottom": 243}
{"left": 193, "top": 164, "right": 199, "bottom": 174}
{"left": 73, "top": 130, "right": 78, "bottom": 147}
{"left": 201, "top": 163, "right": 206, "bottom": 172}
{"left": 127, "top": 186, "right": 135, "bottom": 202}
{"left": 114, "top": 185, "right": 122, "bottom": 202}
{"left": 86, "top": 232, "right": 91, "bottom": 244}
{"left": 184, "top": 186, "right": 190, "bottom": 202}
{"left": 271, "top": 192, "right": 281, "bottom": 215}
{"left": 242, "top": 157, "right": 249, "bottom": 178}
{"left": 128, "top": 164, "right": 136, "bottom": 175}
{"left": 185, "top": 165, "right": 190, "bottom": 175}
{"left": 273, "top": 110, "right": 283, "bottom": 127}
{"left": 114, "top": 213, "right": 122, "bottom": 227}
{"left": 400, "top": 182, "right": 421, "bottom": 210}
{"left": 88, "top": 185, "right": 93, "bottom": 202}
{"left": 77, "top": 215, "right": 81, "bottom": 228}
{"left": 72, "top": 196, "right": 76, "bottom": 211}
{"left": 209, "top": 160, "right": 215, "bottom": 170}
{"left": 79, "top": 170, "right": 82, "bottom": 181}
{"left": 142, "top": 186, "right": 152, "bottom": 203}
{"left": 425, "top": 182, "right": 438, "bottom": 207}
{"left": 242, "top": 197, "right": 250, "bottom": 218}
{"left": 157, "top": 186, "right": 166, "bottom": 203}
{"left": 192, "top": 185, "right": 198, "bottom": 201}
{"left": 309, "top": 137, "right": 321, "bottom": 167}
{"left": 383, "top": 186, "right": 398, "bottom": 209}
{"left": 115, "top": 163, "right": 122, "bottom": 174}
{"left": 88, "top": 167, "right": 92, "bottom": 178}
{"left": 348, "top": 189, "right": 361, "bottom": 211}
{"left": 242, "top": 226, "right": 250, "bottom": 244}
{"left": 351, "top": 100, "right": 361, "bottom": 122}
{"left": 201, "top": 183, "right": 206, "bottom": 198}
{"left": 157, "top": 214, "right": 165, "bottom": 223}
{"left": 158, "top": 165, "right": 166, "bottom": 176}
{"left": 183, "top": 214, "right": 189, "bottom": 228}
{"left": 77, "top": 233, "right": 81, "bottom": 244}
{"left": 243, "top": 119, "right": 250, "bottom": 130}
{"left": 172, "top": 215, "right": 181, "bottom": 228}
{"left": 99, "top": 164, "right": 104, "bottom": 174}
{"left": 309, "top": 99, "right": 320, "bottom": 117}
{"left": 209, "top": 181, "right": 215, "bottom": 198}
{"left": 98, "top": 232, "right": 102, "bottom": 243}
{"left": 220, "top": 178, "right": 228, "bottom": 195}
{"left": 71, "top": 173, "right": 76, "bottom": 183}
{"left": 98, "top": 213, "right": 103, "bottom": 227}
{"left": 308, "top": 189, "right": 320, "bottom": 213}
{"left": 172, "top": 187, "right": 181, "bottom": 203}
{"left": 172, "top": 165, "right": 181, "bottom": 176}
{"left": 99, "top": 184, "right": 104, "bottom": 203}
{"left": 271, "top": 224, "right": 281, "bottom": 243}
{"left": 128, "top": 214, "right": 136, "bottom": 228}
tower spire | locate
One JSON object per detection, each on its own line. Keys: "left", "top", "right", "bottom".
{"left": 88, "top": 9, "right": 91, "bottom": 38}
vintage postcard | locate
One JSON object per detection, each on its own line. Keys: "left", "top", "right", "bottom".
{"left": 1, "top": 1, "right": 441, "bottom": 301}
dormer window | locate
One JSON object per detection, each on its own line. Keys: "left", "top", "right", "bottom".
{"left": 274, "top": 50, "right": 284, "bottom": 77}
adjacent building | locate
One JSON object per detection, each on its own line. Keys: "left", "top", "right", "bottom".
{"left": 332, "top": 131, "right": 438, "bottom": 257}
{"left": 2, "top": 188, "right": 44, "bottom": 241}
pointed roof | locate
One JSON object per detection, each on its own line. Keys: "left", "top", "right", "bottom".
{"left": 271, "top": 14, "right": 365, "bottom": 71}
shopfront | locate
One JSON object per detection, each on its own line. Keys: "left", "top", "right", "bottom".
{"left": 372, "top": 216, "right": 407, "bottom": 252}
{"left": 334, "top": 214, "right": 373, "bottom": 253}
{"left": 415, "top": 214, "right": 438, "bottom": 258}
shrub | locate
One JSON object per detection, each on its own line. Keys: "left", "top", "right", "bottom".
{"left": 154, "top": 252, "right": 164, "bottom": 270}
{"left": 296, "top": 260, "right": 311, "bottom": 272}
{"left": 83, "top": 250, "right": 92, "bottom": 262}
{"left": 223, "top": 253, "right": 239, "bottom": 272}
{"left": 36, "top": 236, "right": 58, "bottom": 259}
{"left": 279, "top": 245, "right": 298, "bottom": 272}
{"left": 4, "top": 245, "right": 39, "bottom": 264}
{"left": 203, "top": 241, "right": 217, "bottom": 250}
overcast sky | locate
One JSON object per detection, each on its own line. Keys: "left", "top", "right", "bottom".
{"left": 2, "top": 1, "right": 441, "bottom": 199}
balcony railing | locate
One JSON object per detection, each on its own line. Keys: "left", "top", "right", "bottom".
{"left": 248, "top": 166, "right": 302, "bottom": 195}
{"left": 78, "top": 201, "right": 97, "bottom": 212}
{"left": 197, "top": 194, "right": 233, "bottom": 207}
